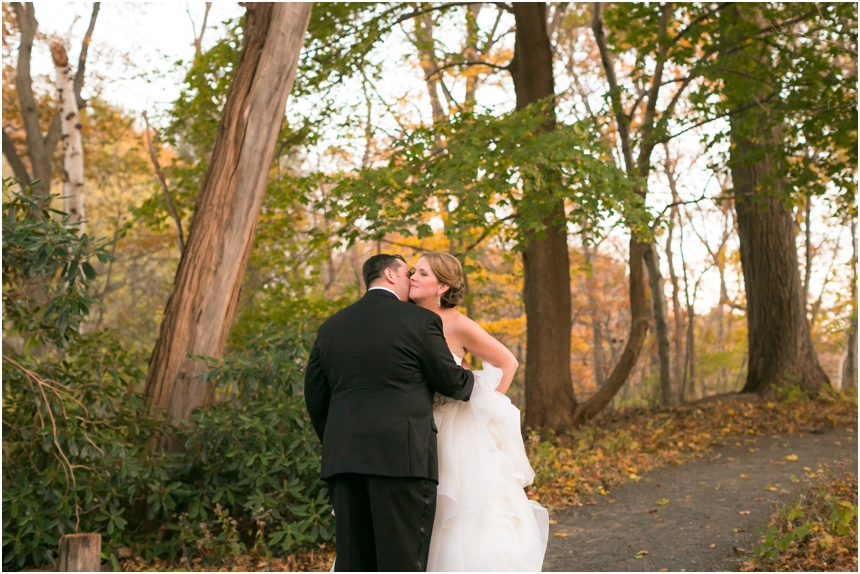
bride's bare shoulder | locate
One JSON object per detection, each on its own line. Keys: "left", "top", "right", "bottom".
{"left": 449, "top": 310, "right": 484, "bottom": 335}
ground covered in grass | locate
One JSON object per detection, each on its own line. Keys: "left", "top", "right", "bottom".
{"left": 120, "top": 389, "right": 856, "bottom": 572}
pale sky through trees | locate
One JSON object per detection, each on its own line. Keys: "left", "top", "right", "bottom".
{"left": 18, "top": 2, "right": 855, "bottom": 319}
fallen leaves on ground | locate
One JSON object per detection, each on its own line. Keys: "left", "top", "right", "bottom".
{"left": 525, "top": 390, "right": 856, "bottom": 513}
{"left": 121, "top": 545, "right": 336, "bottom": 572}
{"left": 739, "top": 462, "right": 858, "bottom": 572}
{"left": 123, "top": 391, "right": 856, "bottom": 572}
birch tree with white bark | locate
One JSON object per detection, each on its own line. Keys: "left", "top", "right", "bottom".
{"left": 50, "top": 41, "right": 85, "bottom": 234}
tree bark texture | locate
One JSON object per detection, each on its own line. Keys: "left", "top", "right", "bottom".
{"left": 51, "top": 42, "right": 85, "bottom": 233}
{"left": 583, "top": 236, "right": 607, "bottom": 387}
{"left": 841, "top": 216, "right": 857, "bottom": 389}
{"left": 574, "top": 239, "right": 650, "bottom": 423}
{"left": 664, "top": 168, "right": 685, "bottom": 401}
{"left": 591, "top": 2, "right": 673, "bottom": 411}
{"left": 644, "top": 242, "right": 674, "bottom": 405}
{"left": 730, "top": 135, "right": 828, "bottom": 394}
{"left": 720, "top": 4, "right": 828, "bottom": 396}
{"left": 509, "top": 3, "right": 576, "bottom": 433}
{"left": 144, "top": 3, "right": 312, "bottom": 441}
{"left": 414, "top": 14, "right": 447, "bottom": 129}
{"left": 10, "top": 3, "right": 59, "bottom": 199}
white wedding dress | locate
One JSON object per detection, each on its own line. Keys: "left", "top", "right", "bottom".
{"left": 427, "top": 354, "right": 549, "bottom": 572}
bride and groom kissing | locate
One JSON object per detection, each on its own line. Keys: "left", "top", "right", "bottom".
{"left": 305, "top": 252, "right": 549, "bottom": 572}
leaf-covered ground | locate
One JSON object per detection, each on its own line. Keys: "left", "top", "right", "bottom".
{"left": 526, "top": 390, "right": 857, "bottom": 513}
{"left": 740, "top": 462, "right": 857, "bottom": 572}
{"left": 120, "top": 390, "right": 856, "bottom": 572}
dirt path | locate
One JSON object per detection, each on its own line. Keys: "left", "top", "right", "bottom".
{"left": 542, "top": 425, "right": 857, "bottom": 572}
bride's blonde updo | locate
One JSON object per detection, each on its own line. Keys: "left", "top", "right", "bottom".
{"left": 422, "top": 252, "right": 465, "bottom": 308}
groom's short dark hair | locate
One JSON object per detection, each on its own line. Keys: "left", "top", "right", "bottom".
{"left": 363, "top": 253, "right": 407, "bottom": 289}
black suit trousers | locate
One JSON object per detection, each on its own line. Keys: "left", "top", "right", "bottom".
{"left": 330, "top": 473, "right": 437, "bottom": 572}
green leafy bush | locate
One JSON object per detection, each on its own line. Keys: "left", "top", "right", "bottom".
{"left": 2, "top": 182, "right": 115, "bottom": 350}
{"left": 2, "top": 326, "right": 333, "bottom": 570}
{"left": 3, "top": 181, "right": 334, "bottom": 569}
{"left": 2, "top": 332, "right": 156, "bottom": 569}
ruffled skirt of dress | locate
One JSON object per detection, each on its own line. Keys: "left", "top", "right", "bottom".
{"left": 427, "top": 362, "right": 549, "bottom": 572}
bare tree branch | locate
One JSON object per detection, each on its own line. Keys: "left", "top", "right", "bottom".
{"left": 656, "top": 92, "right": 777, "bottom": 144}
{"left": 73, "top": 2, "right": 99, "bottom": 109}
{"left": 2, "top": 130, "right": 32, "bottom": 185}
{"left": 454, "top": 213, "right": 519, "bottom": 256}
{"left": 142, "top": 111, "right": 185, "bottom": 254}
{"left": 482, "top": 6, "right": 506, "bottom": 53}
{"left": 636, "top": 2, "right": 672, "bottom": 176}
{"left": 547, "top": 1, "right": 569, "bottom": 45}
{"left": 425, "top": 59, "right": 509, "bottom": 82}
{"left": 592, "top": 3, "right": 635, "bottom": 177}
{"left": 189, "top": 2, "right": 212, "bottom": 57}
{"left": 12, "top": 2, "right": 51, "bottom": 198}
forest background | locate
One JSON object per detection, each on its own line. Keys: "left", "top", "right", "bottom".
{"left": 1, "top": 2, "right": 857, "bottom": 570}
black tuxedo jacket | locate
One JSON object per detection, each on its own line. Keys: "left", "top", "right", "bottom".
{"left": 304, "top": 289, "right": 474, "bottom": 482}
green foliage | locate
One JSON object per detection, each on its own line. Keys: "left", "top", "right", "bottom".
{"left": 696, "top": 3, "right": 856, "bottom": 209}
{"left": 755, "top": 479, "right": 858, "bottom": 561}
{"left": 2, "top": 324, "right": 333, "bottom": 570}
{"left": 2, "top": 179, "right": 115, "bottom": 350}
{"left": 135, "top": 17, "right": 322, "bottom": 256}
{"left": 3, "top": 189, "right": 333, "bottom": 569}
{"left": 2, "top": 332, "right": 154, "bottom": 570}
{"left": 600, "top": 3, "right": 856, "bottom": 211}
{"left": 183, "top": 324, "right": 335, "bottom": 557}
{"left": 298, "top": 3, "right": 418, "bottom": 97}
{"left": 321, "top": 100, "right": 647, "bottom": 253}
{"left": 756, "top": 507, "right": 813, "bottom": 561}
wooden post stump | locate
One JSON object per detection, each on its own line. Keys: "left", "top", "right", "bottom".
{"left": 59, "top": 533, "right": 101, "bottom": 572}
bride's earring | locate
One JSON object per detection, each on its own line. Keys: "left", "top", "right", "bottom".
{"left": 437, "top": 294, "right": 441, "bottom": 307}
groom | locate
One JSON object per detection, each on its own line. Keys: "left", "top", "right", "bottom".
{"left": 304, "top": 253, "right": 474, "bottom": 572}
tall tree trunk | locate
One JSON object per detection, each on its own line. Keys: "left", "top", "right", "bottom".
{"left": 509, "top": 3, "right": 576, "bottom": 434}
{"left": 842, "top": 216, "right": 857, "bottom": 389}
{"left": 463, "top": 3, "right": 482, "bottom": 111}
{"left": 6, "top": 3, "right": 97, "bottom": 201}
{"left": 50, "top": 42, "right": 85, "bottom": 234}
{"left": 574, "top": 238, "right": 650, "bottom": 422}
{"left": 720, "top": 4, "right": 828, "bottom": 396}
{"left": 664, "top": 155, "right": 685, "bottom": 402}
{"left": 144, "top": 3, "right": 312, "bottom": 446}
{"left": 6, "top": 3, "right": 98, "bottom": 353}
{"left": 729, "top": 135, "right": 828, "bottom": 394}
{"left": 414, "top": 14, "right": 447, "bottom": 131}
{"left": 582, "top": 234, "right": 607, "bottom": 387}
{"left": 590, "top": 2, "right": 670, "bottom": 414}
{"left": 644, "top": 243, "right": 674, "bottom": 405}
{"left": 678, "top": 206, "right": 692, "bottom": 400}
{"left": 802, "top": 195, "right": 813, "bottom": 311}
{"left": 10, "top": 3, "right": 60, "bottom": 200}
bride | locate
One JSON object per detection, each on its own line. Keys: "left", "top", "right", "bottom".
{"left": 408, "top": 251, "right": 549, "bottom": 572}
